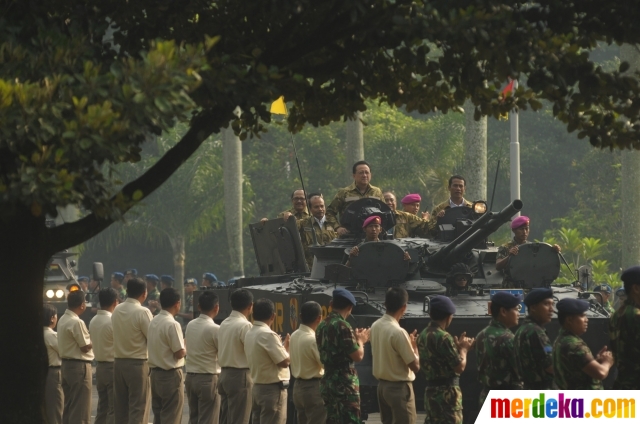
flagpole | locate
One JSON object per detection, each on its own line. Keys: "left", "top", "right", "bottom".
{"left": 509, "top": 79, "right": 521, "bottom": 217}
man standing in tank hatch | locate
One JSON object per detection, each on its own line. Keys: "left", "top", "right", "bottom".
{"left": 316, "top": 289, "right": 370, "bottom": 424}
{"left": 260, "top": 188, "right": 310, "bottom": 222}
{"left": 326, "top": 161, "right": 384, "bottom": 236}
{"left": 514, "top": 288, "right": 555, "bottom": 390}
{"left": 382, "top": 191, "right": 430, "bottom": 239}
{"left": 296, "top": 193, "right": 337, "bottom": 269}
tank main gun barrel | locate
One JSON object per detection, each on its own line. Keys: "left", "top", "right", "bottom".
{"left": 428, "top": 200, "right": 523, "bottom": 269}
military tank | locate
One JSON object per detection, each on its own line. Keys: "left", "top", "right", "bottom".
{"left": 196, "top": 198, "right": 611, "bottom": 423}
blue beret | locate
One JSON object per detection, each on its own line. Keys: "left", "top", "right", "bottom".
{"left": 203, "top": 273, "right": 218, "bottom": 282}
{"left": 524, "top": 288, "right": 553, "bottom": 307}
{"left": 126, "top": 268, "right": 137, "bottom": 275}
{"left": 184, "top": 278, "right": 198, "bottom": 286}
{"left": 621, "top": 266, "right": 640, "bottom": 285}
{"left": 111, "top": 272, "right": 124, "bottom": 281}
{"left": 492, "top": 291, "right": 522, "bottom": 309}
{"left": 160, "top": 275, "right": 174, "bottom": 283}
{"left": 333, "top": 288, "right": 356, "bottom": 306}
{"left": 430, "top": 295, "right": 456, "bottom": 315}
{"left": 594, "top": 284, "right": 612, "bottom": 294}
{"left": 556, "top": 298, "right": 589, "bottom": 315}
{"left": 615, "top": 287, "right": 626, "bottom": 296}
{"left": 77, "top": 276, "right": 89, "bottom": 282}
{"left": 145, "top": 274, "right": 159, "bottom": 282}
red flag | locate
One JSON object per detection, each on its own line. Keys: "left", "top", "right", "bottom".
{"left": 501, "top": 79, "right": 515, "bottom": 97}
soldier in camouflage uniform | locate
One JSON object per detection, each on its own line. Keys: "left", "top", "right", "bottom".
{"left": 476, "top": 291, "right": 523, "bottom": 406}
{"left": 496, "top": 216, "right": 561, "bottom": 288}
{"left": 515, "top": 288, "right": 555, "bottom": 389}
{"left": 110, "top": 272, "right": 127, "bottom": 302}
{"left": 553, "top": 298, "right": 613, "bottom": 389}
{"left": 177, "top": 278, "right": 197, "bottom": 327}
{"left": 609, "top": 266, "right": 640, "bottom": 389}
{"left": 593, "top": 283, "right": 614, "bottom": 315}
{"left": 316, "top": 289, "right": 370, "bottom": 424}
{"left": 383, "top": 192, "right": 431, "bottom": 239}
{"left": 297, "top": 194, "right": 337, "bottom": 269}
{"left": 143, "top": 274, "right": 161, "bottom": 314}
{"left": 326, "top": 161, "right": 383, "bottom": 236}
{"left": 418, "top": 295, "right": 473, "bottom": 424}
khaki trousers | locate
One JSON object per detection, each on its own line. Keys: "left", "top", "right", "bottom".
{"left": 61, "top": 360, "right": 92, "bottom": 424}
{"left": 293, "top": 379, "right": 326, "bottom": 424}
{"left": 151, "top": 368, "right": 184, "bottom": 424}
{"left": 95, "top": 362, "right": 115, "bottom": 424}
{"left": 377, "top": 380, "right": 416, "bottom": 424}
{"left": 44, "top": 367, "right": 63, "bottom": 424}
{"left": 185, "top": 373, "right": 221, "bottom": 424}
{"left": 251, "top": 383, "right": 287, "bottom": 424}
{"left": 114, "top": 358, "right": 151, "bottom": 424}
{"left": 218, "top": 368, "right": 253, "bottom": 424}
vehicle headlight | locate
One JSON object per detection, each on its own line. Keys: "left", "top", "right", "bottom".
{"left": 46, "top": 290, "right": 55, "bottom": 299}
{"left": 55, "top": 290, "right": 64, "bottom": 299}
{"left": 473, "top": 201, "right": 488, "bottom": 214}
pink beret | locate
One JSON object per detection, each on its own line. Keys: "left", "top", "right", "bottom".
{"left": 362, "top": 215, "right": 382, "bottom": 228}
{"left": 511, "top": 216, "right": 530, "bottom": 230}
{"left": 401, "top": 193, "right": 421, "bottom": 204}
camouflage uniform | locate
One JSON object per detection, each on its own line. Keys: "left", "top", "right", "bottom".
{"left": 278, "top": 207, "right": 310, "bottom": 220}
{"left": 297, "top": 215, "right": 337, "bottom": 269}
{"left": 326, "top": 183, "right": 384, "bottom": 230}
{"left": 497, "top": 239, "right": 522, "bottom": 288}
{"left": 609, "top": 299, "right": 640, "bottom": 389}
{"left": 417, "top": 321, "right": 463, "bottom": 424}
{"left": 429, "top": 199, "right": 473, "bottom": 236}
{"left": 143, "top": 288, "right": 160, "bottom": 314}
{"left": 476, "top": 319, "right": 522, "bottom": 406}
{"left": 391, "top": 210, "right": 430, "bottom": 239}
{"left": 115, "top": 286, "right": 127, "bottom": 302}
{"left": 514, "top": 317, "right": 554, "bottom": 389}
{"left": 552, "top": 328, "right": 602, "bottom": 390}
{"left": 602, "top": 300, "right": 614, "bottom": 315}
{"left": 316, "top": 311, "right": 361, "bottom": 424}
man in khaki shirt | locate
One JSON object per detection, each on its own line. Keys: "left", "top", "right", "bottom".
{"left": 148, "top": 288, "right": 187, "bottom": 424}
{"left": 89, "top": 288, "right": 119, "bottom": 424}
{"left": 370, "top": 287, "right": 420, "bottom": 424}
{"left": 57, "top": 291, "right": 94, "bottom": 424}
{"left": 185, "top": 291, "right": 222, "bottom": 424}
{"left": 290, "top": 301, "right": 326, "bottom": 424}
{"left": 218, "top": 289, "right": 254, "bottom": 424}
{"left": 43, "top": 303, "right": 63, "bottom": 424}
{"left": 244, "top": 299, "right": 291, "bottom": 424}
{"left": 111, "top": 277, "right": 153, "bottom": 424}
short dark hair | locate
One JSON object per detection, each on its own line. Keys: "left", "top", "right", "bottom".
{"left": 160, "top": 288, "right": 181, "bottom": 309}
{"left": 67, "top": 290, "right": 85, "bottom": 309}
{"left": 198, "top": 291, "right": 219, "bottom": 312}
{"left": 448, "top": 175, "right": 466, "bottom": 187}
{"left": 253, "top": 298, "right": 275, "bottom": 321}
{"left": 429, "top": 309, "right": 451, "bottom": 321}
{"left": 43, "top": 303, "right": 57, "bottom": 326}
{"left": 126, "top": 278, "right": 146, "bottom": 298}
{"left": 385, "top": 287, "right": 408, "bottom": 313}
{"left": 230, "top": 289, "right": 253, "bottom": 311}
{"left": 332, "top": 295, "right": 353, "bottom": 310}
{"left": 352, "top": 160, "right": 371, "bottom": 175}
{"left": 490, "top": 302, "right": 504, "bottom": 318}
{"left": 291, "top": 189, "right": 305, "bottom": 199}
{"left": 301, "top": 301, "right": 322, "bottom": 325}
{"left": 98, "top": 288, "right": 118, "bottom": 308}
{"left": 558, "top": 311, "right": 567, "bottom": 325}
{"left": 307, "top": 192, "right": 323, "bottom": 203}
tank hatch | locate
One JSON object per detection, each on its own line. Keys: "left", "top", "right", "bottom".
{"left": 508, "top": 242, "right": 561, "bottom": 288}
{"left": 248, "top": 217, "right": 309, "bottom": 276}
{"left": 349, "top": 240, "right": 410, "bottom": 286}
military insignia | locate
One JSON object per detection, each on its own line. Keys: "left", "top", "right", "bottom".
{"left": 289, "top": 297, "right": 299, "bottom": 330}
{"left": 303, "top": 227, "right": 312, "bottom": 232}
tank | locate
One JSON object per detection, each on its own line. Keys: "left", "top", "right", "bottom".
{"left": 44, "top": 251, "right": 80, "bottom": 317}
{"left": 195, "top": 199, "right": 611, "bottom": 423}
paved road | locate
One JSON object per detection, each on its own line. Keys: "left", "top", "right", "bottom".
{"left": 90, "top": 384, "right": 425, "bottom": 423}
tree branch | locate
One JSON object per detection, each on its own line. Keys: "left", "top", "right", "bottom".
{"left": 47, "top": 108, "right": 229, "bottom": 253}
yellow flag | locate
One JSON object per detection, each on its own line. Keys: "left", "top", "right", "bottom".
{"left": 270, "top": 96, "right": 287, "bottom": 115}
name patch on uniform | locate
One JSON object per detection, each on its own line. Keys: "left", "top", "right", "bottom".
{"left": 303, "top": 227, "right": 313, "bottom": 232}
{"left": 345, "top": 196, "right": 360, "bottom": 202}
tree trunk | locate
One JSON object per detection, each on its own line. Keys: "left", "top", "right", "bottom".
{"left": 0, "top": 210, "right": 50, "bottom": 424}
{"left": 345, "top": 112, "right": 364, "bottom": 181}
{"left": 463, "top": 100, "right": 488, "bottom": 201}
{"left": 170, "top": 235, "right": 186, "bottom": 304}
{"left": 621, "top": 45, "right": 640, "bottom": 268}
{"left": 223, "top": 126, "right": 245, "bottom": 278}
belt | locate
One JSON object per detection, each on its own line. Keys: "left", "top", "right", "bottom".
{"left": 379, "top": 379, "right": 412, "bottom": 383}
{"left": 297, "top": 377, "right": 321, "bottom": 381}
{"left": 221, "top": 367, "right": 249, "bottom": 370}
{"left": 97, "top": 361, "right": 114, "bottom": 364}
{"left": 187, "top": 372, "right": 215, "bottom": 376}
{"left": 62, "top": 358, "right": 92, "bottom": 364}
{"left": 152, "top": 367, "right": 181, "bottom": 372}
{"left": 49, "top": 366, "right": 61, "bottom": 369}
{"left": 426, "top": 377, "right": 460, "bottom": 387}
